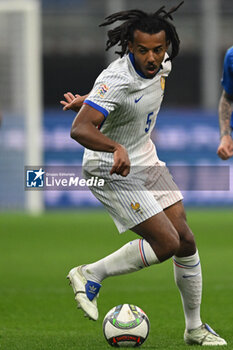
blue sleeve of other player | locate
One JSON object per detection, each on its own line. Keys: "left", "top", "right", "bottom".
{"left": 221, "top": 47, "right": 233, "bottom": 96}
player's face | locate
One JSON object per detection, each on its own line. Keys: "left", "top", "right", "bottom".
{"left": 128, "top": 30, "right": 169, "bottom": 79}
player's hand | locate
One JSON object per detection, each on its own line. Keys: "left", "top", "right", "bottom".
{"left": 110, "top": 145, "right": 130, "bottom": 177}
{"left": 60, "top": 92, "right": 85, "bottom": 112}
{"left": 217, "top": 135, "right": 233, "bottom": 160}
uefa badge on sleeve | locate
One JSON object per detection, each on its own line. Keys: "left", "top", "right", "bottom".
{"left": 26, "top": 168, "right": 45, "bottom": 188}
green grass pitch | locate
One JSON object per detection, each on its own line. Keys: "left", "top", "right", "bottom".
{"left": 0, "top": 209, "right": 232, "bottom": 350}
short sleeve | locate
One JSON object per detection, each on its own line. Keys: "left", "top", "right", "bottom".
{"left": 221, "top": 47, "right": 233, "bottom": 96}
{"left": 84, "top": 70, "right": 130, "bottom": 118}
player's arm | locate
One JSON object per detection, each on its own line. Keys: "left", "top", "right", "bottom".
{"left": 70, "top": 104, "right": 130, "bottom": 177}
{"left": 60, "top": 92, "right": 89, "bottom": 112}
{"left": 217, "top": 90, "right": 233, "bottom": 160}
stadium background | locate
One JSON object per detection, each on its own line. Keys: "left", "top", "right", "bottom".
{"left": 0, "top": 0, "right": 233, "bottom": 209}
{"left": 0, "top": 1, "right": 233, "bottom": 350}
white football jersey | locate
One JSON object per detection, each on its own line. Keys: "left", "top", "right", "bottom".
{"left": 83, "top": 53, "right": 171, "bottom": 167}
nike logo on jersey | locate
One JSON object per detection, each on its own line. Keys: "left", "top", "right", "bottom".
{"left": 135, "top": 95, "right": 143, "bottom": 103}
{"left": 182, "top": 273, "right": 200, "bottom": 279}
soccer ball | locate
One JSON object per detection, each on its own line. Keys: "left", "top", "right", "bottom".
{"left": 103, "top": 304, "right": 150, "bottom": 347}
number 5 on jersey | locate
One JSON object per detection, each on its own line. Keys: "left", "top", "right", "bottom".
{"left": 145, "top": 112, "right": 154, "bottom": 133}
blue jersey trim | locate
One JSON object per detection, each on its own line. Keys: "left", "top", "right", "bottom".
{"left": 84, "top": 99, "right": 109, "bottom": 118}
{"left": 129, "top": 52, "right": 161, "bottom": 79}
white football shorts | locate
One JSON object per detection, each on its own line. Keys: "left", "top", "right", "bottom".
{"left": 83, "top": 164, "right": 183, "bottom": 233}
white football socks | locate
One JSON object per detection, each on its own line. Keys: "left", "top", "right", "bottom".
{"left": 82, "top": 240, "right": 202, "bottom": 331}
{"left": 82, "top": 239, "right": 159, "bottom": 284}
{"left": 173, "top": 250, "right": 202, "bottom": 331}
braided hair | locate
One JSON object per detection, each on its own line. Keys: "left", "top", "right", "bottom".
{"left": 99, "top": 2, "right": 183, "bottom": 61}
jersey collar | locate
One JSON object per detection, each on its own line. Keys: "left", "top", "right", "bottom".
{"left": 129, "top": 52, "right": 162, "bottom": 79}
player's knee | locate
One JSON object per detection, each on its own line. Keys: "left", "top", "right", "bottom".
{"left": 181, "top": 230, "right": 195, "bottom": 246}
{"left": 178, "top": 227, "right": 196, "bottom": 255}
{"left": 158, "top": 230, "right": 180, "bottom": 262}
{"left": 172, "top": 211, "right": 196, "bottom": 253}
{"left": 168, "top": 234, "right": 180, "bottom": 258}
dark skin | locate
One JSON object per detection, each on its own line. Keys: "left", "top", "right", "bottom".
{"left": 128, "top": 29, "right": 169, "bottom": 78}
{"left": 70, "top": 104, "right": 130, "bottom": 177}
{"left": 61, "top": 29, "right": 196, "bottom": 261}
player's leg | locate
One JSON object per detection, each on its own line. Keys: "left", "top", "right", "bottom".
{"left": 68, "top": 209, "right": 180, "bottom": 321}
{"left": 164, "top": 200, "right": 196, "bottom": 257}
{"left": 130, "top": 210, "right": 180, "bottom": 262}
{"left": 82, "top": 210, "right": 180, "bottom": 283}
{"left": 164, "top": 201, "right": 226, "bottom": 345}
{"left": 164, "top": 201, "right": 202, "bottom": 330}
{"left": 67, "top": 173, "right": 182, "bottom": 321}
